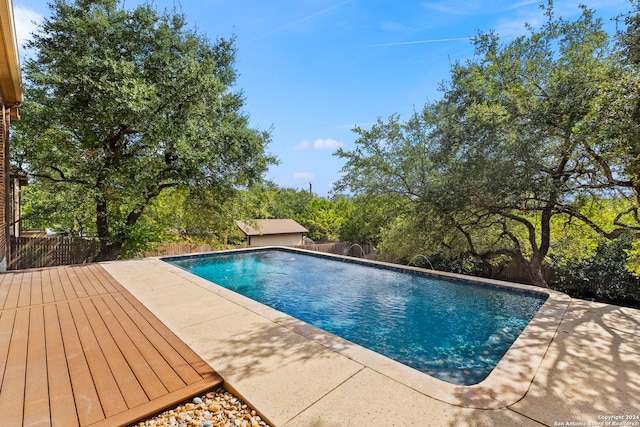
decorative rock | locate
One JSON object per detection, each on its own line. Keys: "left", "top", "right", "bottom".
{"left": 179, "top": 413, "right": 194, "bottom": 424}
{"left": 133, "top": 387, "right": 271, "bottom": 427}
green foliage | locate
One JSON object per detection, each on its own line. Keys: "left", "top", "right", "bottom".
{"left": 337, "top": 194, "right": 401, "bottom": 245}
{"left": 335, "top": 2, "right": 640, "bottom": 289}
{"left": 552, "top": 236, "right": 640, "bottom": 307}
{"left": 135, "top": 185, "right": 254, "bottom": 248}
{"left": 20, "top": 183, "right": 94, "bottom": 234}
{"left": 13, "top": 0, "right": 275, "bottom": 259}
{"left": 295, "top": 197, "right": 343, "bottom": 241}
{"left": 547, "top": 198, "right": 639, "bottom": 266}
{"left": 376, "top": 215, "right": 436, "bottom": 263}
{"left": 118, "top": 221, "right": 161, "bottom": 258}
{"left": 628, "top": 240, "right": 640, "bottom": 277}
{"left": 256, "top": 184, "right": 315, "bottom": 220}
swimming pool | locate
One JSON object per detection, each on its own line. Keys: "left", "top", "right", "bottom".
{"left": 166, "top": 248, "right": 547, "bottom": 386}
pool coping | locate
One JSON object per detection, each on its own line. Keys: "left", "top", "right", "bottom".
{"left": 160, "top": 246, "right": 572, "bottom": 410}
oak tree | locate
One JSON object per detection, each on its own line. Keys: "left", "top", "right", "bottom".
{"left": 13, "top": 0, "right": 275, "bottom": 259}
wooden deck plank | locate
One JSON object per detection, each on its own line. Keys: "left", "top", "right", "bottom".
{"left": 72, "top": 266, "right": 102, "bottom": 297}
{"left": 79, "top": 297, "right": 149, "bottom": 409}
{"left": 48, "top": 267, "right": 67, "bottom": 302}
{"left": 103, "top": 294, "right": 185, "bottom": 393}
{"left": 122, "top": 292, "right": 215, "bottom": 377}
{"left": 90, "top": 264, "right": 124, "bottom": 294}
{"left": 0, "top": 264, "right": 224, "bottom": 427}
{"left": 86, "top": 376, "right": 223, "bottom": 427}
{"left": 0, "top": 274, "right": 11, "bottom": 311}
{"left": 59, "top": 266, "right": 80, "bottom": 300}
{"left": 23, "top": 305, "right": 51, "bottom": 427}
{"left": 44, "top": 304, "right": 80, "bottom": 427}
{"left": 3, "top": 273, "right": 23, "bottom": 310}
{"left": 0, "top": 307, "right": 29, "bottom": 427}
{"left": 87, "top": 264, "right": 126, "bottom": 294}
{"left": 30, "top": 269, "right": 44, "bottom": 306}
{"left": 40, "top": 269, "right": 56, "bottom": 304}
{"left": 68, "top": 299, "right": 128, "bottom": 417}
{"left": 65, "top": 266, "right": 88, "bottom": 298}
{"left": 117, "top": 292, "right": 204, "bottom": 384}
{"left": 75, "top": 265, "right": 106, "bottom": 295}
{"left": 93, "top": 295, "right": 169, "bottom": 400}
{"left": 18, "top": 271, "right": 32, "bottom": 308}
{"left": 0, "top": 309, "right": 16, "bottom": 391}
{"left": 57, "top": 302, "right": 105, "bottom": 426}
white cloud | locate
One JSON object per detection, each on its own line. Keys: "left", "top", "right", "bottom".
{"left": 293, "top": 172, "right": 315, "bottom": 181}
{"left": 422, "top": 2, "right": 468, "bottom": 15}
{"left": 507, "top": 0, "right": 542, "bottom": 10}
{"left": 373, "top": 37, "right": 470, "bottom": 47}
{"left": 493, "top": 16, "right": 539, "bottom": 39}
{"left": 14, "top": 6, "right": 42, "bottom": 53}
{"left": 294, "top": 138, "right": 344, "bottom": 151}
{"left": 246, "top": 0, "right": 354, "bottom": 43}
{"left": 421, "top": 0, "right": 545, "bottom": 18}
{"left": 313, "top": 138, "right": 343, "bottom": 149}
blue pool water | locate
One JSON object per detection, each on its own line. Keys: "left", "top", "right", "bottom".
{"left": 167, "top": 249, "right": 547, "bottom": 386}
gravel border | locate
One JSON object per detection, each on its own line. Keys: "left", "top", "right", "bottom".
{"left": 132, "top": 387, "right": 272, "bottom": 427}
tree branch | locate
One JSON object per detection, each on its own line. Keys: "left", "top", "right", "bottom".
{"left": 581, "top": 140, "right": 635, "bottom": 187}
{"left": 31, "top": 167, "right": 92, "bottom": 186}
{"left": 124, "top": 182, "right": 180, "bottom": 227}
{"left": 559, "top": 204, "right": 640, "bottom": 239}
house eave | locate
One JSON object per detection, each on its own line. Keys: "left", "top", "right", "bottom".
{"left": 0, "top": 0, "right": 24, "bottom": 119}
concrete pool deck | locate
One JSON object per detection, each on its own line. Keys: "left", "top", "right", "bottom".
{"left": 103, "top": 256, "right": 640, "bottom": 426}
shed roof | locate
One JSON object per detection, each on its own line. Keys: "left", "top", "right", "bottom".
{"left": 236, "top": 219, "right": 308, "bottom": 236}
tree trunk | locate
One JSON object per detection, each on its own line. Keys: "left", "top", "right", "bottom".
{"left": 95, "top": 240, "right": 123, "bottom": 261}
{"left": 94, "top": 194, "right": 124, "bottom": 261}
{"left": 526, "top": 258, "right": 550, "bottom": 288}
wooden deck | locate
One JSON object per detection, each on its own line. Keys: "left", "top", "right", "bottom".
{"left": 0, "top": 264, "right": 223, "bottom": 427}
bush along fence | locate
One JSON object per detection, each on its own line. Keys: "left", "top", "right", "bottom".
{"left": 9, "top": 236, "right": 100, "bottom": 270}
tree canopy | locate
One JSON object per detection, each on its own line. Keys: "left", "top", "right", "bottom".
{"left": 335, "top": 2, "right": 640, "bottom": 287}
{"left": 13, "top": 0, "right": 275, "bottom": 259}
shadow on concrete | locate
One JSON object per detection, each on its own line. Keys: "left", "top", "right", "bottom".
{"left": 505, "top": 300, "right": 640, "bottom": 425}
{"left": 207, "top": 312, "right": 361, "bottom": 383}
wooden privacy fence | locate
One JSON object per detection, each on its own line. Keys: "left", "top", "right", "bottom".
{"left": 138, "top": 242, "right": 214, "bottom": 258}
{"left": 292, "top": 241, "right": 376, "bottom": 259}
{"left": 10, "top": 236, "right": 100, "bottom": 270}
{"left": 139, "top": 242, "right": 377, "bottom": 259}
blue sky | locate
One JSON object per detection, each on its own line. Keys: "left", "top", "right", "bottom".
{"left": 14, "top": 0, "right": 632, "bottom": 196}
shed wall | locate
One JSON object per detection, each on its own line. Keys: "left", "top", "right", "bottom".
{"left": 249, "top": 233, "right": 304, "bottom": 247}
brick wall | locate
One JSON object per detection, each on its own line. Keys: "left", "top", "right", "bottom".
{"left": 0, "top": 104, "right": 8, "bottom": 271}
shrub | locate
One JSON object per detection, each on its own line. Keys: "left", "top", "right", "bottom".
{"left": 551, "top": 236, "right": 640, "bottom": 307}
